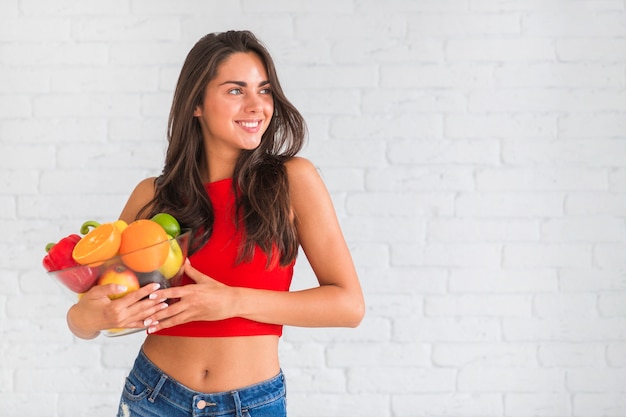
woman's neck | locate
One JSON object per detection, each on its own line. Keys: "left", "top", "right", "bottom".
{"left": 203, "top": 151, "right": 237, "bottom": 183}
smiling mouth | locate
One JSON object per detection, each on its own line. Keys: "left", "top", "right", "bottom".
{"left": 237, "top": 120, "right": 261, "bottom": 128}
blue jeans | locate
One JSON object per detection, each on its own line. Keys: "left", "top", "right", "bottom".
{"left": 117, "top": 349, "right": 287, "bottom": 417}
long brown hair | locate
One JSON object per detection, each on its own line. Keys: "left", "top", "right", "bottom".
{"left": 139, "top": 30, "right": 306, "bottom": 267}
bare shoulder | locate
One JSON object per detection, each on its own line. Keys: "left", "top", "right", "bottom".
{"left": 119, "top": 177, "right": 157, "bottom": 222}
{"left": 284, "top": 157, "right": 328, "bottom": 199}
{"left": 284, "top": 156, "right": 320, "bottom": 186}
{"left": 132, "top": 177, "right": 158, "bottom": 198}
{"left": 284, "top": 157, "right": 333, "bottom": 219}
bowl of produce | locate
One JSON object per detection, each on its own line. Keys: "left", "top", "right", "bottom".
{"left": 43, "top": 213, "right": 190, "bottom": 336}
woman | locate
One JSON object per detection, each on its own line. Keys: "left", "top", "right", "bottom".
{"left": 66, "top": 30, "right": 364, "bottom": 416}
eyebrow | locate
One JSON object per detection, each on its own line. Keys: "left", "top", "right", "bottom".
{"left": 219, "top": 80, "right": 270, "bottom": 87}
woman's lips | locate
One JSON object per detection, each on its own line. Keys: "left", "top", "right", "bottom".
{"left": 237, "top": 120, "right": 262, "bottom": 132}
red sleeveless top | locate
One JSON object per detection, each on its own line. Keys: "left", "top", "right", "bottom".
{"left": 155, "top": 178, "right": 295, "bottom": 337}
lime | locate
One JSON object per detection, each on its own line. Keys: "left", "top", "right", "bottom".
{"left": 151, "top": 213, "right": 181, "bottom": 237}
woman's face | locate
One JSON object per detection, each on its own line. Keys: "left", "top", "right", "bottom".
{"left": 194, "top": 52, "right": 274, "bottom": 157}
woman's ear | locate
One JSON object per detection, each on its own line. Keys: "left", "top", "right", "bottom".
{"left": 193, "top": 106, "right": 202, "bottom": 117}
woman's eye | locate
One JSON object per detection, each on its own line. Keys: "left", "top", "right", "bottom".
{"left": 260, "top": 88, "right": 272, "bottom": 95}
{"left": 228, "top": 88, "right": 243, "bottom": 95}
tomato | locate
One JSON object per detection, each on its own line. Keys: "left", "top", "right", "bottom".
{"left": 151, "top": 213, "right": 181, "bottom": 238}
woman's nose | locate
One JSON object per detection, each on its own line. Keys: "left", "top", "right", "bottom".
{"left": 245, "top": 94, "right": 263, "bottom": 113}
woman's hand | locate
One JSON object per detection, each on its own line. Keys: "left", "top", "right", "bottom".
{"left": 143, "top": 261, "right": 237, "bottom": 333}
{"left": 66, "top": 282, "right": 167, "bottom": 339}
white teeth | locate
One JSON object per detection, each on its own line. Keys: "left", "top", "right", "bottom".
{"left": 239, "top": 121, "right": 259, "bottom": 128}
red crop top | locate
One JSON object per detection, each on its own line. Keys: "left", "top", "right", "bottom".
{"left": 155, "top": 178, "right": 295, "bottom": 338}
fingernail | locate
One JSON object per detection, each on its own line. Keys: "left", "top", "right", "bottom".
{"left": 160, "top": 303, "right": 168, "bottom": 310}
{"left": 148, "top": 293, "right": 158, "bottom": 300}
{"left": 152, "top": 283, "right": 161, "bottom": 290}
{"left": 143, "top": 319, "right": 152, "bottom": 327}
{"left": 148, "top": 326, "right": 157, "bottom": 334}
{"left": 117, "top": 285, "right": 128, "bottom": 292}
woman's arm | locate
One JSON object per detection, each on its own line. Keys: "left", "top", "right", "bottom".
{"left": 66, "top": 177, "right": 165, "bottom": 339}
{"left": 237, "top": 157, "right": 364, "bottom": 327}
{"left": 145, "top": 157, "right": 365, "bottom": 331}
{"left": 67, "top": 283, "right": 165, "bottom": 339}
{"left": 118, "top": 177, "right": 157, "bottom": 223}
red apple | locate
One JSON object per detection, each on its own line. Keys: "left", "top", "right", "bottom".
{"left": 97, "top": 264, "right": 140, "bottom": 299}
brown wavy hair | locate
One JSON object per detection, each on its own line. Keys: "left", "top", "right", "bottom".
{"left": 138, "top": 30, "right": 306, "bottom": 267}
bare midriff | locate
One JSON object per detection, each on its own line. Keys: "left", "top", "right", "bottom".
{"left": 142, "top": 334, "right": 280, "bottom": 393}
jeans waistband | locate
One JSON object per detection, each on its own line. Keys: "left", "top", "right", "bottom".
{"left": 131, "top": 348, "right": 285, "bottom": 415}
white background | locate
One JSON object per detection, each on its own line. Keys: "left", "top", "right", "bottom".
{"left": 2, "top": 1, "right": 626, "bottom": 416}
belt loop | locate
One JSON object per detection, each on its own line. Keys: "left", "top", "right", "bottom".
{"left": 149, "top": 374, "right": 168, "bottom": 403}
{"left": 232, "top": 390, "right": 243, "bottom": 417}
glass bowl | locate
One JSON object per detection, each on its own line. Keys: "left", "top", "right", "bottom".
{"left": 48, "top": 230, "right": 191, "bottom": 337}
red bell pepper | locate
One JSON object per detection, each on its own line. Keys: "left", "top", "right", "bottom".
{"left": 43, "top": 234, "right": 81, "bottom": 271}
{"left": 43, "top": 234, "right": 99, "bottom": 293}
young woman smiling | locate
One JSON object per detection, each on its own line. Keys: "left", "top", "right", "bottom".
{"left": 66, "top": 30, "right": 364, "bottom": 417}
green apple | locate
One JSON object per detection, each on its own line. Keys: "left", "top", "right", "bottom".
{"left": 158, "top": 238, "right": 184, "bottom": 279}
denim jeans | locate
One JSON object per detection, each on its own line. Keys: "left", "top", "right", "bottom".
{"left": 117, "top": 349, "right": 287, "bottom": 417}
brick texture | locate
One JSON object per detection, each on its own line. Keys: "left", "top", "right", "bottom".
{"left": 2, "top": 1, "right": 626, "bottom": 416}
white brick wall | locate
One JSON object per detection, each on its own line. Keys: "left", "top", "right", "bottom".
{"left": 1, "top": 1, "right": 626, "bottom": 416}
